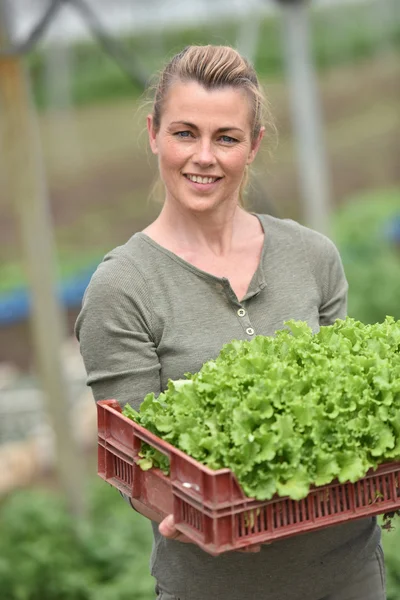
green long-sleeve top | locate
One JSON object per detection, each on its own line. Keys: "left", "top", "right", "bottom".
{"left": 76, "top": 214, "right": 380, "bottom": 600}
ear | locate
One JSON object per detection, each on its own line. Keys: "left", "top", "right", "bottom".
{"left": 147, "top": 114, "right": 159, "bottom": 155}
{"left": 246, "top": 126, "right": 265, "bottom": 165}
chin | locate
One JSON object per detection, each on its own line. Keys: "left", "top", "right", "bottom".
{"left": 176, "top": 194, "right": 218, "bottom": 212}
{"left": 187, "top": 200, "right": 221, "bottom": 214}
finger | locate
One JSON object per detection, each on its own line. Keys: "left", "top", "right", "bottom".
{"left": 159, "top": 514, "right": 177, "bottom": 538}
{"left": 159, "top": 518, "right": 193, "bottom": 543}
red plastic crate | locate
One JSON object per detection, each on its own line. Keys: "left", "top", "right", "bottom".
{"left": 97, "top": 399, "right": 400, "bottom": 555}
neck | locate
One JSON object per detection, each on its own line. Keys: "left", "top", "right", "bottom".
{"left": 152, "top": 200, "right": 249, "bottom": 257}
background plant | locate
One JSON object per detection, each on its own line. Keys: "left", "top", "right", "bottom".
{"left": 0, "top": 481, "right": 154, "bottom": 600}
{"left": 332, "top": 188, "right": 400, "bottom": 324}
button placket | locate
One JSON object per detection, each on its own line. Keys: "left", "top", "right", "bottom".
{"left": 234, "top": 303, "right": 256, "bottom": 338}
{"left": 219, "top": 279, "right": 257, "bottom": 338}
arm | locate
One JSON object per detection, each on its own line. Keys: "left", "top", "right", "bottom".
{"left": 75, "top": 252, "right": 161, "bottom": 410}
{"left": 301, "top": 228, "right": 348, "bottom": 325}
{"left": 318, "top": 240, "right": 348, "bottom": 325}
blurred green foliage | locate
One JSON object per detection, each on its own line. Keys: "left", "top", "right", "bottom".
{"left": 26, "top": 7, "right": 400, "bottom": 109}
{"left": 0, "top": 480, "right": 398, "bottom": 599}
{"left": 0, "top": 481, "right": 154, "bottom": 600}
{"left": 383, "top": 518, "right": 400, "bottom": 600}
{"left": 332, "top": 188, "right": 400, "bottom": 324}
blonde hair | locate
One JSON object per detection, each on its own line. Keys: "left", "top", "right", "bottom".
{"left": 149, "top": 45, "right": 275, "bottom": 206}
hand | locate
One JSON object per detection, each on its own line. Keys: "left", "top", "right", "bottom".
{"left": 159, "top": 514, "right": 193, "bottom": 543}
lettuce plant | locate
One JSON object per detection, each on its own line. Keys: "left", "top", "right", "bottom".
{"left": 124, "top": 317, "right": 400, "bottom": 501}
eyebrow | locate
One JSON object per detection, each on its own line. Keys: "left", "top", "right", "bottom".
{"left": 169, "top": 121, "right": 245, "bottom": 134}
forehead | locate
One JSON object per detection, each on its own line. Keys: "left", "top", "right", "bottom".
{"left": 160, "top": 81, "right": 252, "bottom": 129}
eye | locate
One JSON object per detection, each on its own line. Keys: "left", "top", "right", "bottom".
{"left": 175, "top": 131, "right": 193, "bottom": 139}
{"left": 219, "top": 135, "right": 238, "bottom": 144}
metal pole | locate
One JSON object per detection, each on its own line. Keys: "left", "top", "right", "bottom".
{"left": 236, "top": 6, "right": 261, "bottom": 64}
{"left": 279, "top": 0, "right": 331, "bottom": 234}
{"left": 0, "top": 1, "right": 85, "bottom": 517}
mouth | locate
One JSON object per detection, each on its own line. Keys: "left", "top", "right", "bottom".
{"left": 183, "top": 174, "right": 222, "bottom": 185}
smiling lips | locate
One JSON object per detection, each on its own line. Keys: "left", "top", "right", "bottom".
{"left": 184, "top": 174, "right": 221, "bottom": 184}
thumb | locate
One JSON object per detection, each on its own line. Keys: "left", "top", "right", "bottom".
{"left": 159, "top": 514, "right": 176, "bottom": 537}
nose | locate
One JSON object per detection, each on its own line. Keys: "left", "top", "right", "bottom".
{"left": 193, "top": 139, "right": 216, "bottom": 167}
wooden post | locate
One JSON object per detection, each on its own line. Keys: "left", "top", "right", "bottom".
{"left": 44, "top": 40, "right": 83, "bottom": 173}
{"left": 0, "top": 1, "right": 85, "bottom": 517}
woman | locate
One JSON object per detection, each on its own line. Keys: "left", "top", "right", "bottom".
{"left": 76, "top": 45, "right": 385, "bottom": 600}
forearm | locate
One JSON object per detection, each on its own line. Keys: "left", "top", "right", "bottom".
{"left": 119, "top": 490, "right": 163, "bottom": 522}
{"left": 129, "top": 497, "right": 164, "bottom": 523}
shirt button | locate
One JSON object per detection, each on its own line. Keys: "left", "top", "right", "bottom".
{"left": 237, "top": 308, "right": 246, "bottom": 317}
{"left": 246, "top": 327, "right": 255, "bottom": 336}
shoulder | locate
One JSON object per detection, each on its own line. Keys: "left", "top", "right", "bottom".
{"left": 78, "top": 235, "right": 158, "bottom": 319}
{"left": 258, "top": 214, "right": 337, "bottom": 250}
{"left": 257, "top": 214, "right": 342, "bottom": 264}
{"left": 75, "top": 235, "right": 156, "bottom": 340}
{"left": 257, "top": 214, "right": 346, "bottom": 303}
{"left": 87, "top": 234, "right": 153, "bottom": 292}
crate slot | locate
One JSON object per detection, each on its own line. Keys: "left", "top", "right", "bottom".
{"left": 285, "top": 498, "right": 304, "bottom": 524}
{"left": 313, "top": 489, "right": 333, "bottom": 518}
{"left": 237, "top": 507, "right": 269, "bottom": 538}
{"left": 272, "top": 503, "right": 281, "bottom": 529}
{"left": 331, "top": 484, "right": 350, "bottom": 513}
{"left": 355, "top": 477, "right": 367, "bottom": 508}
{"left": 113, "top": 454, "right": 133, "bottom": 486}
{"left": 181, "top": 500, "right": 203, "bottom": 532}
{"left": 377, "top": 474, "right": 392, "bottom": 502}
{"left": 299, "top": 498, "right": 310, "bottom": 522}
{"left": 382, "top": 474, "right": 392, "bottom": 500}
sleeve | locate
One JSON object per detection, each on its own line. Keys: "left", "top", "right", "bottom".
{"left": 317, "top": 237, "right": 349, "bottom": 326}
{"left": 75, "top": 253, "right": 161, "bottom": 411}
{"left": 300, "top": 226, "right": 349, "bottom": 326}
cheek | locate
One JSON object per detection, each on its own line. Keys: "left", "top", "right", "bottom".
{"left": 222, "top": 147, "right": 251, "bottom": 176}
{"left": 159, "top": 140, "right": 188, "bottom": 169}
